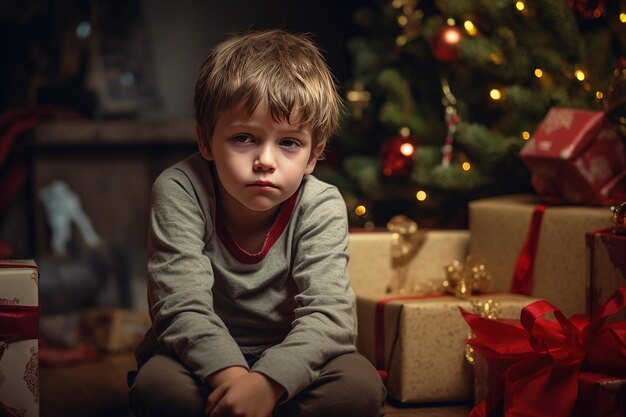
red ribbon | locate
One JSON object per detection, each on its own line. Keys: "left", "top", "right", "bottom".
{"left": 461, "top": 287, "right": 626, "bottom": 417}
{"left": 510, "top": 205, "right": 545, "bottom": 295}
{"left": 0, "top": 304, "right": 40, "bottom": 417}
{"left": 0, "top": 304, "right": 40, "bottom": 343}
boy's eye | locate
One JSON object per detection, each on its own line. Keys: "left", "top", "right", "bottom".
{"left": 232, "top": 135, "right": 254, "bottom": 144}
{"left": 280, "top": 139, "right": 301, "bottom": 148}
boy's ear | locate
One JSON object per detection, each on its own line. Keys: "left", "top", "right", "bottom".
{"left": 305, "top": 142, "right": 325, "bottom": 175}
{"left": 196, "top": 124, "right": 213, "bottom": 160}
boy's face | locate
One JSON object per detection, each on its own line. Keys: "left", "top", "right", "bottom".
{"left": 197, "top": 101, "right": 321, "bottom": 214}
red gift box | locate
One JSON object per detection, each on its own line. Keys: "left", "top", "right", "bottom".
{"left": 461, "top": 287, "right": 626, "bottom": 417}
{"left": 520, "top": 107, "right": 626, "bottom": 205}
{"left": 586, "top": 227, "right": 626, "bottom": 320}
{"left": 573, "top": 372, "right": 626, "bottom": 417}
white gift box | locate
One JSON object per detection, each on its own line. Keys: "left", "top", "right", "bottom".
{"left": 0, "top": 260, "right": 40, "bottom": 417}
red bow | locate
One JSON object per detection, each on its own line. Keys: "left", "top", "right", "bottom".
{"left": 461, "top": 287, "right": 626, "bottom": 417}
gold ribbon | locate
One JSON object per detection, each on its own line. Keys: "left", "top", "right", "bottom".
{"left": 443, "top": 255, "right": 491, "bottom": 299}
{"left": 386, "top": 215, "right": 427, "bottom": 294}
{"left": 465, "top": 299, "right": 501, "bottom": 365}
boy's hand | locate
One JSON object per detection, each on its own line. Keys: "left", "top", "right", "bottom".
{"left": 206, "top": 366, "right": 249, "bottom": 388}
{"left": 205, "top": 372, "right": 285, "bottom": 417}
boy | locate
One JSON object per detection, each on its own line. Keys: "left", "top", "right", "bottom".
{"left": 129, "top": 29, "right": 386, "bottom": 417}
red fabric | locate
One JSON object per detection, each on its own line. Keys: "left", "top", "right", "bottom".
{"left": 0, "top": 402, "right": 20, "bottom": 417}
{"left": 216, "top": 184, "right": 299, "bottom": 264}
{"left": 38, "top": 345, "right": 99, "bottom": 366}
{"left": 0, "top": 105, "right": 83, "bottom": 214}
{"left": 510, "top": 205, "right": 545, "bottom": 295}
{"left": 461, "top": 287, "right": 626, "bottom": 417}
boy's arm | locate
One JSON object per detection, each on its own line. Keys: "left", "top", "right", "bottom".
{"left": 148, "top": 169, "right": 248, "bottom": 381}
{"left": 251, "top": 186, "right": 357, "bottom": 401}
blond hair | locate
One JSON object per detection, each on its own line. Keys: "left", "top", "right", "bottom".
{"left": 194, "top": 29, "right": 342, "bottom": 152}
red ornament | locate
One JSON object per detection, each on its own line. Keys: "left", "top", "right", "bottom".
{"left": 567, "top": 0, "right": 606, "bottom": 19}
{"left": 431, "top": 25, "right": 463, "bottom": 62}
{"left": 380, "top": 135, "right": 419, "bottom": 177}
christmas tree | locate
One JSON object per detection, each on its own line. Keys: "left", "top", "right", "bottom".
{"left": 316, "top": 0, "right": 626, "bottom": 228}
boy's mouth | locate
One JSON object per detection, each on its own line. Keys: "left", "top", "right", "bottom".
{"left": 249, "top": 181, "right": 278, "bottom": 189}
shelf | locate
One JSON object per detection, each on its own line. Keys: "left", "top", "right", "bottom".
{"left": 33, "top": 119, "right": 197, "bottom": 147}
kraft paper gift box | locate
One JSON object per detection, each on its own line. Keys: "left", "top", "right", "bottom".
{"left": 348, "top": 230, "right": 470, "bottom": 295}
{"left": 0, "top": 260, "right": 39, "bottom": 417}
{"left": 586, "top": 227, "right": 626, "bottom": 320}
{"left": 355, "top": 293, "right": 537, "bottom": 403}
{"left": 469, "top": 194, "right": 613, "bottom": 316}
{"left": 519, "top": 107, "right": 626, "bottom": 206}
{"left": 81, "top": 308, "right": 151, "bottom": 353}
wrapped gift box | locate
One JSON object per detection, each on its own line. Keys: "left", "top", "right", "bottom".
{"left": 0, "top": 260, "right": 39, "bottom": 417}
{"left": 356, "top": 293, "right": 537, "bottom": 403}
{"left": 573, "top": 373, "right": 626, "bottom": 417}
{"left": 81, "top": 308, "right": 151, "bottom": 353}
{"left": 474, "top": 359, "right": 626, "bottom": 417}
{"left": 463, "top": 288, "right": 626, "bottom": 417}
{"left": 586, "top": 227, "right": 626, "bottom": 320}
{"left": 520, "top": 107, "right": 626, "bottom": 205}
{"left": 469, "top": 194, "right": 613, "bottom": 316}
{"left": 348, "top": 230, "right": 470, "bottom": 295}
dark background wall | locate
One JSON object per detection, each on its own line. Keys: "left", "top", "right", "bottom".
{"left": 0, "top": 0, "right": 368, "bottom": 119}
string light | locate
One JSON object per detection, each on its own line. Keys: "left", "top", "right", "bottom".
{"left": 534, "top": 68, "right": 543, "bottom": 78}
{"left": 346, "top": 82, "right": 371, "bottom": 120}
{"left": 399, "top": 126, "right": 411, "bottom": 136}
{"left": 446, "top": 18, "right": 456, "bottom": 26}
{"left": 462, "top": 162, "right": 471, "bottom": 171}
{"left": 396, "top": 35, "right": 408, "bottom": 46}
{"left": 464, "top": 21, "right": 478, "bottom": 36}
{"left": 415, "top": 190, "right": 427, "bottom": 201}
{"left": 575, "top": 69, "right": 586, "bottom": 81}
{"left": 620, "top": 13, "right": 626, "bottom": 23}
{"left": 400, "top": 142, "right": 415, "bottom": 156}
{"left": 490, "top": 53, "right": 504, "bottom": 65}
{"left": 489, "top": 88, "right": 503, "bottom": 100}
{"left": 398, "top": 15, "right": 408, "bottom": 26}
{"left": 355, "top": 205, "right": 367, "bottom": 216}
{"left": 595, "top": 91, "right": 604, "bottom": 100}
{"left": 515, "top": 1, "right": 525, "bottom": 11}
{"left": 392, "top": 0, "right": 403, "bottom": 8}
{"left": 521, "top": 131, "right": 531, "bottom": 140}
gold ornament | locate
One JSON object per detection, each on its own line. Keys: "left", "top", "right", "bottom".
{"left": 613, "top": 201, "right": 626, "bottom": 235}
{"left": 387, "top": 215, "right": 424, "bottom": 294}
{"left": 443, "top": 255, "right": 491, "bottom": 299}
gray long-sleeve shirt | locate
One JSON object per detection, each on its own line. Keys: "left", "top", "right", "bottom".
{"left": 136, "top": 153, "right": 357, "bottom": 400}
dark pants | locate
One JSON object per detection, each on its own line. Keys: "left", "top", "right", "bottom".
{"left": 129, "top": 350, "right": 386, "bottom": 417}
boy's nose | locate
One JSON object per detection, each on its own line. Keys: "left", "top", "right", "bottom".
{"left": 254, "top": 147, "right": 276, "bottom": 172}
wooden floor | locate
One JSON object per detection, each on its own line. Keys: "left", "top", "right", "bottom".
{"left": 40, "top": 352, "right": 471, "bottom": 417}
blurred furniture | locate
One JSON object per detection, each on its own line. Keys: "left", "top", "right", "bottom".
{"left": 31, "top": 120, "right": 197, "bottom": 303}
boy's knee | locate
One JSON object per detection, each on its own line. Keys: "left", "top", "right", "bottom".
{"left": 330, "top": 353, "right": 386, "bottom": 415}
{"left": 283, "top": 352, "right": 386, "bottom": 417}
{"left": 129, "top": 354, "right": 208, "bottom": 417}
